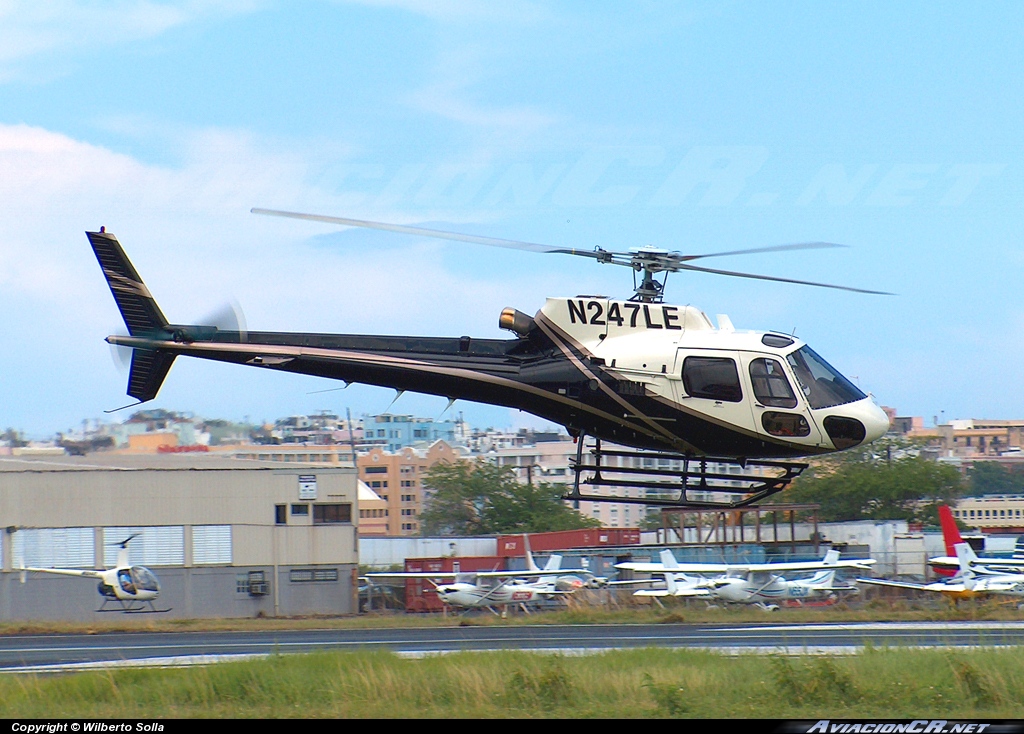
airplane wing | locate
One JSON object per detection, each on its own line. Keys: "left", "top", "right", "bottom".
{"left": 976, "top": 578, "right": 1024, "bottom": 593}
{"left": 616, "top": 561, "right": 729, "bottom": 573}
{"left": 857, "top": 577, "right": 962, "bottom": 593}
{"left": 930, "top": 555, "right": 1024, "bottom": 573}
{"left": 616, "top": 559, "right": 875, "bottom": 574}
{"left": 364, "top": 572, "right": 459, "bottom": 580}
{"left": 474, "top": 567, "right": 592, "bottom": 579}
{"left": 734, "top": 559, "right": 876, "bottom": 573}
{"left": 25, "top": 567, "right": 104, "bottom": 579}
{"left": 633, "top": 587, "right": 712, "bottom": 598}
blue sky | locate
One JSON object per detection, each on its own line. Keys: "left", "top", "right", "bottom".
{"left": 1, "top": 1, "right": 1022, "bottom": 437}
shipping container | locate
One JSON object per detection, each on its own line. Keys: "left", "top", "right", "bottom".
{"left": 496, "top": 528, "right": 641, "bottom": 556}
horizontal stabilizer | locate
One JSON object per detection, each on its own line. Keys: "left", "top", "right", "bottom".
{"left": 87, "top": 230, "right": 169, "bottom": 336}
{"left": 127, "top": 348, "right": 176, "bottom": 403}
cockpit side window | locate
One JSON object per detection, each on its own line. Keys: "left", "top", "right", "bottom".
{"left": 749, "top": 358, "right": 798, "bottom": 408}
{"left": 785, "top": 346, "right": 867, "bottom": 409}
{"left": 682, "top": 356, "right": 742, "bottom": 402}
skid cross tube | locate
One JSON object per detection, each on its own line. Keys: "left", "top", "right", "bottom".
{"left": 564, "top": 435, "right": 807, "bottom": 509}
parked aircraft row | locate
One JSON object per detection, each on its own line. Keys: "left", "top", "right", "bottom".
{"left": 363, "top": 537, "right": 605, "bottom": 615}
{"left": 614, "top": 548, "right": 873, "bottom": 610}
{"left": 19, "top": 506, "right": 1024, "bottom": 615}
{"left": 858, "top": 505, "right": 1024, "bottom": 604}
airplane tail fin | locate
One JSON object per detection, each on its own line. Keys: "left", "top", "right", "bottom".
{"left": 659, "top": 548, "right": 680, "bottom": 570}
{"left": 934, "top": 505, "right": 965, "bottom": 577}
{"left": 524, "top": 534, "right": 539, "bottom": 573}
{"left": 939, "top": 505, "right": 964, "bottom": 556}
{"left": 1014, "top": 536, "right": 1024, "bottom": 560}
{"left": 664, "top": 571, "right": 678, "bottom": 596}
{"left": 543, "top": 554, "right": 562, "bottom": 572}
{"left": 955, "top": 542, "right": 978, "bottom": 589}
{"left": 87, "top": 230, "right": 169, "bottom": 336}
{"left": 87, "top": 230, "right": 177, "bottom": 403}
{"left": 808, "top": 549, "right": 841, "bottom": 586}
{"left": 809, "top": 568, "right": 838, "bottom": 587}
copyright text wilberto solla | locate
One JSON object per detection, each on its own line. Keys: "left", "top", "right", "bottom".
{"left": 12, "top": 724, "right": 164, "bottom": 733}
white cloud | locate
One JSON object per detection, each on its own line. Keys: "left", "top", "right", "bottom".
{"left": 0, "top": 0, "right": 262, "bottom": 80}
{"left": 337, "top": 0, "right": 550, "bottom": 24}
{"left": 0, "top": 120, "right": 577, "bottom": 434}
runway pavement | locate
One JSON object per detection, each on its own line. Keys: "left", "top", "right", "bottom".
{"left": 3, "top": 621, "right": 1024, "bottom": 673}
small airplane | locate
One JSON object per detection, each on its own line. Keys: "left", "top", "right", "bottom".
{"left": 617, "top": 549, "right": 874, "bottom": 610}
{"left": 859, "top": 542, "right": 1024, "bottom": 605}
{"left": 610, "top": 549, "right": 717, "bottom": 600}
{"left": 87, "top": 210, "right": 891, "bottom": 510}
{"left": 19, "top": 534, "right": 167, "bottom": 613}
{"left": 928, "top": 505, "right": 1024, "bottom": 577}
{"left": 365, "top": 540, "right": 595, "bottom": 614}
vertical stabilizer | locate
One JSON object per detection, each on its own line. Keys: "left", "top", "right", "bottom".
{"left": 939, "top": 505, "right": 964, "bottom": 556}
{"left": 87, "top": 230, "right": 176, "bottom": 403}
{"left": 87, "top": 231, "right": 169, "bottom": 336}
{"left": 955, "top": 542, "right": 978, "bottom": 589}
{"left": 543, "top": 554, "right": 562, "bottom": 572}
{"left": 524, "top": 535, "right": 538, "bottom": 572}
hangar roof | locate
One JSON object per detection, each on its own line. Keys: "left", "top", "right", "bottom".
{"left": 0, "top": 453, "right": 352, "bottom": 473}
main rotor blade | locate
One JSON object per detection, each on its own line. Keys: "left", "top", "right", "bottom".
{"left": 251, "top": 208, "right": 606, "bottom": 259}
{"left": 677, "top": 263, "right": 895, "bottom": 295}
{"left": 675, "top": 242, "right": 846, "bottom": 262}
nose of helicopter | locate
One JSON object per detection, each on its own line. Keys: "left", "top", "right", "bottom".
{"left": 821, "top": 399, "right": 890, "bottom": 450}
{"left": 862, "top": 401, "right": 891, "bottom": 444}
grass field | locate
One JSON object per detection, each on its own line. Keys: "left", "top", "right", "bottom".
{"left": 2, "top": 647, "right": 1023, "bottom": 718}
{"left": 3, "top": 601, "right": 1022, "bottom": 718}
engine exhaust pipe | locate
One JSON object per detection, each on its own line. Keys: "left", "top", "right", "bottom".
{"left": 499, "top": 308, "right": 534, "bottom": 337}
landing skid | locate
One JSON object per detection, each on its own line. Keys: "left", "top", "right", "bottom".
{"left": 96, "top": 599, "right": 171, "bottom": 614}
{"left": 564, "top": 435, "right": 807, "bottom": 509}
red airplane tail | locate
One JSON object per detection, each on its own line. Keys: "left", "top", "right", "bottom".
{"left": 936, "top": 504, "right": 963, "bottom": 577}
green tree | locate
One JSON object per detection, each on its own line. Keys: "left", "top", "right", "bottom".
{"left": 419, "top": 459, "right": 602, "bottom": 535}
{"left": 1, "top": 428, "right": 26, "bottom": 448}
{"left": 969, "top": 462, "right": 1024, "bottom": 495}
{"left": 779, "top": 436, "right": 965, "bottom": 522}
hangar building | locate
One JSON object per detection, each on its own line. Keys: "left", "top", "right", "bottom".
{"left": 0, "top": 454, "right": 359, "bottom": 621}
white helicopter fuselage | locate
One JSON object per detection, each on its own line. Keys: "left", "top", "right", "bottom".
{"left": 537, "top": 296, "right": 889, "bottom": 457}
{"left": 24, "top": 542, "right": 161, "bottom": 604}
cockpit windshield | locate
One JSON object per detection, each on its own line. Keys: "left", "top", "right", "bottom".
{"left": 785, "top": 346, "right": 866, "bottom": 410}
{"left": 131, "top": 566, "right": 161, "bottom": 592}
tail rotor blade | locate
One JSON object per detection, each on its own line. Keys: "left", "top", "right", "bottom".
{"left": 108, "top": 327, "right": 132, "bottom": 374}
{"left": 198, "top": 299, "right": 248, "bottom": 342}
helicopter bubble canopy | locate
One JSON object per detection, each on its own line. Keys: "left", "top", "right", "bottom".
{"left": 131, "top": 566, "right": 160, "bottom": 592}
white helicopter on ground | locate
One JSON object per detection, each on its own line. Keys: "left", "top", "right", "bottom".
{"left": 859, "top": 543, "right": 1024, "bottom": 605}
{"left": 88, "top": 209, "right": 889, "bottom": 509}
{"left": 365, "top": 540, "right": 598, "bottom": 615}
{"left": 617, "top": 548, "right": 874, "bottom": 610}
{"left": 19, "top": 534, "right": 167, "bottom": 613}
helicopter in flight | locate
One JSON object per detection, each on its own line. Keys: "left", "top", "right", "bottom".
{"left": 87, "top": 209, "right": 890, "bottom": 508}
{"left": 20, "top": 534, "right": 166, "bottom": 613}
